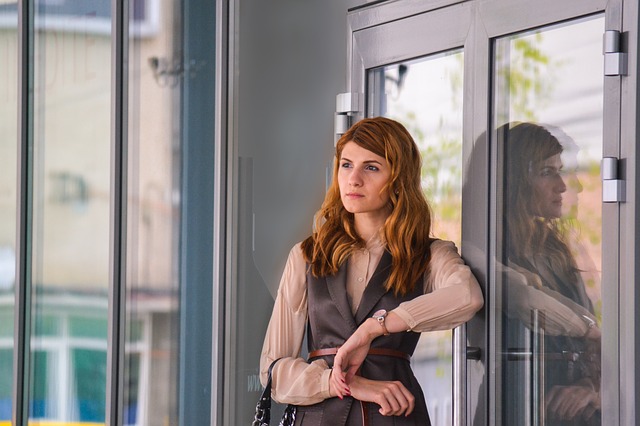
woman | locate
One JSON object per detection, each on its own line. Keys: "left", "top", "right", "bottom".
{"left": 260, "top": 117, "right": 483, "bottom": 425}
{"left": 500, "top": 122, "right": 601, "bottom": 425}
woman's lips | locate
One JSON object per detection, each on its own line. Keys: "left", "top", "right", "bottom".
{"left": 345, "top": 192, "right": 364, "bottom": 199}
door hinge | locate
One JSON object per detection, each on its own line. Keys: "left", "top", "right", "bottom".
{"left": 603, "top": 30, "right": 628, "bottom": 76}
{"left": 335, "top": 92, "right": 361, "bottom": 144}
{"left": 602, "top": 157, "right": 626, "bottom": 203}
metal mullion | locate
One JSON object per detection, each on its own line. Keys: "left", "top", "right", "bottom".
{"left": 212, "top": 0, "right": 230, "bottom": 423}
{"left": 619, "top": 3, "right": 640, "bottom": 425}
{"left": 106, "top": 0, "right": 129, "bottom": 424}
{"left": 601, "top": 1, "right": 623, "bottom": 425}
{"left": 460, "top": 6, "right": 491, "bottom": 426}
{"left": 13, "top": 0, "right": 34, "bottom": 424}
{"left": 222, "top": 1, "right": 241, "bottom": 423}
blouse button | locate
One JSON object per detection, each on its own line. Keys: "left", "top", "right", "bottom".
{"left": 358, "top": 277, "right": 364, "bottom": 282}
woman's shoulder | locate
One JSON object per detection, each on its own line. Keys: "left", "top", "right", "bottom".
{"left": 288, "top": 241, "right": 306, "bottom": 266}
{"left": 277, "top": 242, "right": 309, "bottom": 311}
{"left": 429, "top": 238, "right": 458, "bottom": 254}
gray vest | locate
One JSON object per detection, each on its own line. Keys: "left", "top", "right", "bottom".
{"left": 295, "top": 250, "right": 432, "bottom": 426}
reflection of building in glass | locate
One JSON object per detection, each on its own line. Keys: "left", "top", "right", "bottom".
{"left": 0, "top": 0, "right": 180, "bottom": 424}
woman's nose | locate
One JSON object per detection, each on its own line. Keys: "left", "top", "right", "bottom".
{"left": 349, "top": 169, "right": 363, "bottom": 186}
{"left": 556, "top": 175, "right": 567, "bottom": 193}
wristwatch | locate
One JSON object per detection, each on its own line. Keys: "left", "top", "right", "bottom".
{"left": 582, "top": 314, "right": 597, "bottom": 337}
{"left": 372, "top": 309, "right": 390, "bottom": 336}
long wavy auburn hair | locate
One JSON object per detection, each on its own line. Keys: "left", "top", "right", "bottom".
{"left": 301, "top": 117, "right": 433, "bottom": 296}
{"left": 500, "top": 122, "right": 578, "bottom": 290}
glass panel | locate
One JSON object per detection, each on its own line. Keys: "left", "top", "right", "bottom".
{"left": 124, "top": 353, "right": 141, "bottom": 425}
{"left": 368, "top": 50, "right": 464, "bottom": 426}
{"left": 69, "top": 316, "right": 108, "bottom": 339}
{"left": 125, "top": 0, "right": 182, "bottom": 424}
{"left": 29, "top": 1, "right": 112, "bottom": 423}
{"left": 0, "top": 349, "right": 12, "bottom": 421}
{"left": 31, "top": 350, "right": 57, "bottom": 419}
{"left": 494, "top": 16, "right": 603, "bottom": 426}
{"left": 34, "top": 314, "right": 61, "bottom": 337}
{"left": 0, "top": 0, "right": 18, "bottom": 422}
{"left": 71, "top": 349, "right": 107, "bottom": 422}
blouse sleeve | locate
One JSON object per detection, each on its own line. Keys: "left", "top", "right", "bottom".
{"left": 259, "top": 243, "right": 333, "bottom": 405}
{"left": 392, "top": 239, "right": 484, "bottom": 332}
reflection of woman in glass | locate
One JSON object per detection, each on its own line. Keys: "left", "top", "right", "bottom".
{"left": 259, "top": 117, "right": 484, "bottom": 425}
{"left": 501, "top": 122, "right": 601, "bottom": 425}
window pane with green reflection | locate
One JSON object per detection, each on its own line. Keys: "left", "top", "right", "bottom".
{"left": 69, "top": 316, "right": 108, "bottom": 339}
{"left": 0, "top": 350, "right": 12, "bottom": 419}
{"left": 34, "top": 314, "right": 61, "bottom": 337}
{"left": 28, "top": 1, "right": 112, "bottom": 422}
{"left": 31, "top": 351, "right": 58, "bottom": 419}
{"left": 125, "top": 0, "right": 186, "bottom": 421}
{"left": 72, "top": 349, "right": 107, "bottom": 422}
{"left": 0, "top": 0, "right": 18, "bottom": 422}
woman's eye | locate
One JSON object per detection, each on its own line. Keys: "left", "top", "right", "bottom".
{"left": 539, "top": 167, "right": 556, "bottom": 177}
{"left": 340, "top": 162, "right": 352, "bottom": 168}
{"left": 365, "top": 165, "right": 379, "bottom": 172}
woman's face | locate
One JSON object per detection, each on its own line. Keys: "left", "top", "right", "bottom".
{"left": 338, "top": 141, "right": 392, "bottom": 221}
{"left": 528, "top": 153, "right": 567, "bottom": 219}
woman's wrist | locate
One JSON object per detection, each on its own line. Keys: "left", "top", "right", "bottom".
{"left": 328, "top": 369, "right": 339, "bottom": 397}
{"left": 581, "top": 315, "right": 600, "bottom": 339}
{"left": 362, "top": 311, "right": 411, "bottom": 339}
{"left": 363, "top": 317, "right": 386, "bottom": 339}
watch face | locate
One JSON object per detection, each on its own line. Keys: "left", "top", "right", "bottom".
{"left": 373, "top": 309, "right": 387, "bottom": 319}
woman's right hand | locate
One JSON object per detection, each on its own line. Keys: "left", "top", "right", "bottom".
{"left": 545, "top": 384, "right": 600, "bottom": 421}
{"left": 345, "top": 375, "right": 415, "bottom": 417}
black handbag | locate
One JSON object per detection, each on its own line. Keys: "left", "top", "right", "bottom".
{"left": 252, "top": 359, "right": 297, "bottom": 426}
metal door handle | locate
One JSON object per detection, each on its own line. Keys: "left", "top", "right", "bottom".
{"left": 453, "top": 326, "right": 481, "bottom": 425}
{"left": 453, "top": 325, "right": 465, "bottom": 426}
{"left": 466, "top": 346, "right": 481, "bottom": 361}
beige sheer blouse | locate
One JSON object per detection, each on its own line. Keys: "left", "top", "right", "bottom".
{"left": 259, "top": 237, "right": 484, "bottom": 405}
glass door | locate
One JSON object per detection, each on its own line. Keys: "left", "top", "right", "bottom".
{"left": 368, "top": 51, "right": 465, "bottom": 426}
{"left": 350, "top": 4, "right": 472, "bottom": 426}
{"left": 348, "top": 0, "right": 627, "bottom": 424}
{"left": 492, "top": 16, "right": 605, "bottom": 426}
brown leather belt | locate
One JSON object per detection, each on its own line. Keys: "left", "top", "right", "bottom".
{"left": 308, "top": 347, "right": 411, "bottom": 362}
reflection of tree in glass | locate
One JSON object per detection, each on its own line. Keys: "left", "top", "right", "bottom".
{"left": 564, "top": 164, "right": 603, "bottom": 321}
{"left": 392, "top": 110, "right": 462, "bottom": 244}
{"left": 395, "top": 37, "right": 559, "bottom": 244}
{"left": 501, "top": 32, "right": 603, "bottom": 320}
{"left": 501, "top": 33, "right": 556, "bottom": 120}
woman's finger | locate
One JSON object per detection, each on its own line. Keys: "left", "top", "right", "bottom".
{"left": 376, "top": 396, "right": 392, "bottom": 416}
{"left": 378, "top": 382, "right": 412, "bottom": 416}
{"left": 344, "top": 365, "right": 360, "bottom": 383}
{"left": 398, "top": 382, "right": 416, "bottom": 416}
{"left": 333, "top": 353, "right": 345, "bottom": 374}
{"left": 380, "top": 385, "right": 402, "bottom": 415}
{"left": 329, "top": 369, "right": 350, "bottom": 399}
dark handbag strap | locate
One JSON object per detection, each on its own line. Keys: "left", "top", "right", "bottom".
{"left": 252, "top": 358, "right": 280, "bottom": 426}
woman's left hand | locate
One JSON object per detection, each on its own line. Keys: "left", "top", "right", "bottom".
{"left": 331, "top": 324, "right": 374, "bottom": 393}
{"left": 332, "top": 312, "right": 410, "bottom": 397}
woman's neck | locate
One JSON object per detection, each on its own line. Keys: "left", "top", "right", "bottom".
{"left": 354, "top": 213, "right": 387, "bottom": 242}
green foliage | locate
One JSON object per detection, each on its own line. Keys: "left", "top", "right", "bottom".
{"left": 496, "top": 32, "right": 558, "bottom": 121}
